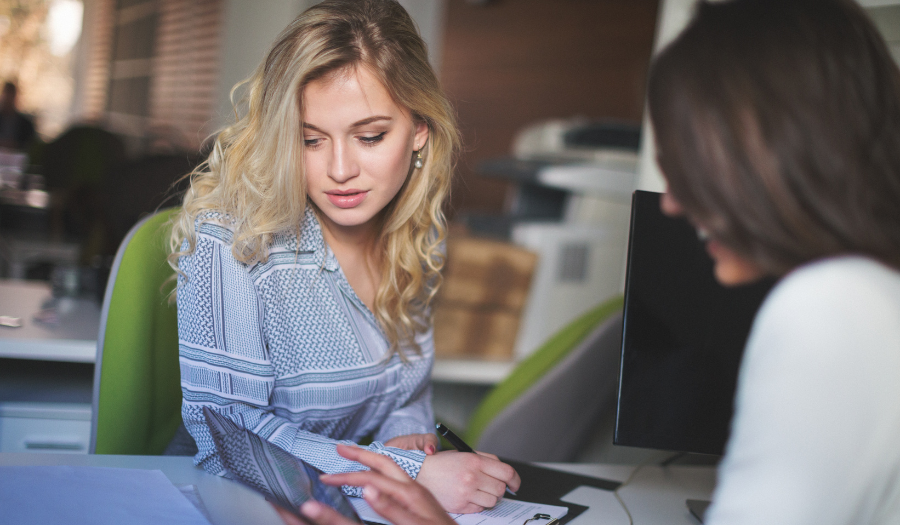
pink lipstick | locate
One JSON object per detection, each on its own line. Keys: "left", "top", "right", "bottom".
{"left": 326, "top": 189, "right": 368, "bottom": 209}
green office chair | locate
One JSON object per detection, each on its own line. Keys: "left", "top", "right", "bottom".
{"left": 89, "top": 208, "right": 182, "bottom": 455}
{"left": 464, "top": 295, "right": 624, "bottom": 462}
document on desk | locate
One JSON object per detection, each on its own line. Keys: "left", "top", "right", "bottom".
{"left": 349, "top": 496, "right": 568, "bottom": 525}
{"left": 0, "top": 465, "right": 211, "bottom": 525}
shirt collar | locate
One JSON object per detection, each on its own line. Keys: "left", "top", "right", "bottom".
{"left": 299, "top": 206, "right": 339, "bottom": 272}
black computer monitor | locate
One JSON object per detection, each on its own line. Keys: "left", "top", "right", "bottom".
{"left": 614, "top": 190, "right": 775, "bottom": 455}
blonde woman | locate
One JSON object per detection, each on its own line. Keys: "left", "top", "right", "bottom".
{"left": 170, "top": 0, "right": 519, "bottom": 514}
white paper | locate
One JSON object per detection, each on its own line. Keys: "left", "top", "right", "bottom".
{"left": 177, "top": 484, "right": 214, "bottom": 522}
{"left": 350, "top": 496, "right": 568, "bottom": 525}
{"left": 0, "top": 465, "right": 212, "bottom": 525}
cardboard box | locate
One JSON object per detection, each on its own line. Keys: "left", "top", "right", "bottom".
{"left": 433, "top": 306, "right": 521, "bottom": 360}
{"left": 433, "top": 236, "right": 537, "bottom": 359}
{"left": 439, "top": 236, "right": 536, "bottom": 310}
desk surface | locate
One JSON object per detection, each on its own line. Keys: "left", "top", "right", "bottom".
{"left": 431, "top": 358, "right": 515, "bottom": 384}
{"left": 0, "top": 279, "right": 513, "bottom": 383}
{"left": 548, "top": 462, "right": 716, "bottom": 524}
{"left": 0, "top": 453, "right": 716, "bottom": 525}
{"left": 0, "top": 280, "right": 100, "bottom": 362}
{"left": 0, "top": 453, "right": 287, "bottom": 525}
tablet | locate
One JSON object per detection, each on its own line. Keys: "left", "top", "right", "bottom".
{"left": 202, "top": 407, "right": 361, "bottom": 523}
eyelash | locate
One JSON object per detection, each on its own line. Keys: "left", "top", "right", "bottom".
{"left": 303, "top": 131, "right": 387, "bottom": 149}
{"left": 359, "top": 131, "right": 387, "bottom": 146}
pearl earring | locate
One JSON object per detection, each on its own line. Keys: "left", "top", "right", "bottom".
{"left": 414, "top": 149, "right": 424, "bottom": 169}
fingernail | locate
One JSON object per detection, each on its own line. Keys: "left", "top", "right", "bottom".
{"left": 426, "top": 445, "right": 435, "bottom": 454}
{"left": 301, "top": 501, "right": 323, "bottom": 518}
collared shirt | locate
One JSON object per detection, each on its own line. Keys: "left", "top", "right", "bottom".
{"left": 177, "top": 208, "right": 433, "bottom": 493}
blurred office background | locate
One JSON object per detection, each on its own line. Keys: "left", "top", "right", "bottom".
{"left": 2, "top": 0, "right": 899, "bottom": 460}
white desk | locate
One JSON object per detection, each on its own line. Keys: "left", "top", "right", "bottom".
{"left": 547, "top": 462, "right": 716, "bottom": 524}
{"left": 0, "top": 280, "right": 100, "bottom": 362}
{"left": 0, "top": 452, "right": 716, "bottom": 524}
{"left": 431, "top": 358, "right": 515, "bottom": 384}
{"left": 0, "top": 452, "right": 287, "bottom": 525}
{"left": 0, "top": 280, "right": 99, "bottom": 453}
{"left": 0, "top": 279, "right": 508, "bottom": 382}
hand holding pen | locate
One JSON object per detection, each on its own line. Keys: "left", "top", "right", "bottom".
{"left": 436, "top": 423, "right": 517, "bottom": 496}
{"left": 435, "top": 423, "right": 475, "bottom": 453}
{"left": 413, "top": 423, "right": 521, "bottom": 514}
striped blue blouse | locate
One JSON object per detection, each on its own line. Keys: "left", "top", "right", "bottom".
{"left": 177, "top": 208, "right": 434, "bottom": 494}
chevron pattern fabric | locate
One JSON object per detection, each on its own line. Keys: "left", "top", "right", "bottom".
{"left": 177, "top": 208, "right": 434, "bottom": 495}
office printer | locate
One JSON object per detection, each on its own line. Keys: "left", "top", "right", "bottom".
{"left": 475, "top": 118, "right": 639, "bottom": 359}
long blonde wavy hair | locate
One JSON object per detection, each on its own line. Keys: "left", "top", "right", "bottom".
{"left": 169, "top": 0, "right": 459, "bottom": 356}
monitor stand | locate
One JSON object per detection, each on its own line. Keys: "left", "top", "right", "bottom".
{"left": 686, "top": 499, "right": 712, "bottom": 523}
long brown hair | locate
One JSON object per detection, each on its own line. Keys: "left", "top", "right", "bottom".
{"left": 170, "top": 0, "right": 460, "bottom": 355}
{"left": 648, "top": 0, "right": 900, "bottom": 275}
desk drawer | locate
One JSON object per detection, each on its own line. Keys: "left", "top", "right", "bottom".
{"left": 0, "top": 402, "right": 91, "bottom": 453}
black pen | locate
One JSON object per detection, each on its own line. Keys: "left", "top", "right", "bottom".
{"left": 435, "top": 422, "right": 516, "bottom": 496}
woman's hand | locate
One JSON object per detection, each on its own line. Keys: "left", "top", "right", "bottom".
{"left": 384, "top": 433, "right": 439, "bottom": 455}
{"left": 305, "top": 444, "right": 455, "bottom": 525}
{"left": 415, "top": 450, "right": 521, "bottom": 514}
{"left": 273, "top": 504, "right": 308, "bottom": 525}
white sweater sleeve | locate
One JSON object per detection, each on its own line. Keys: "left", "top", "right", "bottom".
{"left": 706, "top": 257, "right": 900, "bottom": 525}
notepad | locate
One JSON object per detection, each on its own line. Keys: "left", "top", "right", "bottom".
{"left": 349, "top": 496, "right": 569, "bottom": 525}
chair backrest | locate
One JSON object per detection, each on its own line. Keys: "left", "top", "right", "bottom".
{"left": 43, "top": 125, "right": 126, "bottom": 190}
{"left": 102, "top": 153, "right": 197, "bottom": 256}
{"left": 89, "top": 208, "right": 182, "bottom": 454}
{"left": 466, "top": 296, "right": 623, "bottom": 462}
